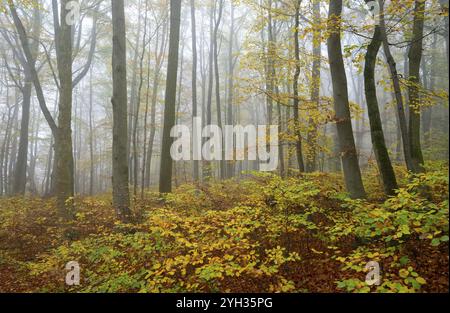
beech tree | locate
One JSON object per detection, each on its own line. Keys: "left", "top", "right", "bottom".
{"left": 159, "top": 0, "right": 182, "bottom": 193}
{"left": 111, "top": 0, "right": 132, "bottom": 221}
{"left": 327, "top": 0, "right": 366, "bottom": 199}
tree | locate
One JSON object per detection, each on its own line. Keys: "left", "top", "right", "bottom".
{"left": 8, "top": 0, "right": 75, "bottom": 218}
{"left": 408, "top": 0, "right": 426, "bottom": 173}
{"left": 378, "top": 0, "right": 414, "bottom": 172}
{"left": 52, "top": 0, "right": 76, "bottom": 219}
{"left": 327, "top": 0, "right": 366, "bottom": 199}
{"left": 111, "top": 0, "right": 132, "bottom": 221}
{"left": 159, "top": 0, "right": 182, "bottom": 193}
{"left": 306, "top": 0, "right": 321, "bottom": 173}
{"left": 191, "top": 0, "right": 199, "bottom": 182}
{"left": 364, "top": 24, "right": 398, "bottom": 196}
{"left": 293, "top": 0, "right": 305, "bottom": 172}
{"left": 213, "top": 0, "right": 225, "bottom": 179}
{"left": 11, "top": 6, "right": 41, "bottom": 195}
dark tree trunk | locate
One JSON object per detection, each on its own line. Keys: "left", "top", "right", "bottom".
{"left": 364, "top": 26, "right": 398, "bottom": 196}
{"left": 408, "top": 0, "right": 426, "bottom": 173}
{"left": 159, "top": 0, "right": 182, "bottom": 193}
{"left": 293, "top": 1, "right": 305, "bottom": 172}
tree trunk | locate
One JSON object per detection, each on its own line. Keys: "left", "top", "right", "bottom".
{"left": 133, "top": 0, "right": 149, "bottom": 196}
{"left": 408, "top": 0, "right": 426, "bottom": 173}
{"left": 293, "top": 1, "right": 305, "bottom": 172}
{"left": 226, "top": 4, "right": 237, "bottom": 179}
{"left": 145, "top": 21, "right": 168, "bottom": 188}
{"left": 306, "top": 0, "right": 321, "bottom": 173}
{"left": 159, "top": 0, "right": 182, "bottom": 193}
{"left": 327, "top": 0, "right": 366, "bottom": 198}
{"left": 53, "top": 0, "right": 75, "bottom": 219}
{"left": 213, "top": 0, "right": 225, "bottom": 179}
{"left": 111, "top": 0, "right": 132, "bottom": 221}
{"left": 191, "top": 0, "right": 200, "bottom": 182}
{"left": 364, "top": 25, "right": 398, "bottom": 195}
{"left": 379, "top": 1, "right": 415, "bottom": 172}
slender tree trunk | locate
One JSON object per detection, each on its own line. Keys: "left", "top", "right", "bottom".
{"left": 89, "top": 68, "right": 95, "bottom": 196}
{"left": 133, "top": 0, "right": 149, "bottom": 196}
{"left": 293, "top": 1, "right": 305, "bottom": 172}
{"left": 145, "top": 22, "right": 168, "bottom": 188}
{"left": 421, "top": 32, "right": 437, "bottom": 149}
{"left": 364, "top": 25, "right": 398, "bottom": 195}
{"left": 379, "top": 1, "right": 415, "bottom": 172}
{"left": 226, "top": 3, "right": 236, "bottom": 179}
{"left": 213, "top": 0, "right": 225, "bottom": 179}
{"left": 12, "top": 6, "right": 40, "bottom": 195}
{"left": 128, "top": 0, "right": 143, "bottom": 185}
{"left": 191, "top": 0, "right": 200, "bottom": 182}
{"left": 327, "top": 0, "right": 366, "bottom": 198}
{"left": 306, "top": 0, "right": 321, "bottom": 172}
{"left": 141, "top": 49, "right": 152, "bottom": 197}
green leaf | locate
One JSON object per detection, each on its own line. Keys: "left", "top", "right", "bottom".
{"left": 431, "top": 238, "right": 441, "bottom": 246}
{"left": 399, "top": 256, "right": 409, "bottom": 265}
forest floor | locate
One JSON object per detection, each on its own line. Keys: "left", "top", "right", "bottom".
{"left": 0, "top": 162, "right": 448, "bottom": 293}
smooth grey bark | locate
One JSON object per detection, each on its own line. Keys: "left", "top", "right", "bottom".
{"left": 327, "top": 0, "right": 366, "bottom": 198}
{"left": 133, "top": 0, "right": 149, "bottom": 196}
{"left": 364, "top": 25, "right": 398, "bottom": 196}
{"left": 89, "top": 67, "right": 95, "bottom": 196}
{"left": 159, "top": 0, "right": 182, "bottom": 193}
{"left": 128, "top": 0, "right": 143, "bottom": 184}
{"left": 213, "top": 0, "right": 225, "bottom": 179}
{"left": 111, "top": 0, "right": 132, "bottom": 221}
{"left": 191, "top": 0, "right": 200, "bottom": 182}
{"left": 378, "top": 1, "right": 415, "bottom": 172}
{"left": 226, "top": 3, "right": 236, "bottom": 179}
{"left": 144, "top": 19, "right": 167, "bottom": 188}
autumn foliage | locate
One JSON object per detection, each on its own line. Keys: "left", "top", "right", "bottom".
{"left": 0, "top": 162, "right": 448, "bottom": 293}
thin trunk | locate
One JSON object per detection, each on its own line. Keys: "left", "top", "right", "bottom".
{"left": 364, "top": 25, "right": 398, "bottom": 195}
{"left": 306, "top": 0, "right": 321, "bottom": 172}
{"left": 327, "top": 0, "right": 366, "bottom": 198}
{"left": 379, "top": 1, "right": 415, "bottom": 172}
{"left": 89, "top": 67, "right": 95, "bottom": 196}
{"left": 133, "top": 0, "right": 149, "bottom": 196}
{"left": 293, "top": 1, "right": 305, "bottom": 172}
{"left": 213, "top": 0, "right": 225, "bottom": 179}
{"left": 191, "top": 0, "right": 199, "bottom": 182}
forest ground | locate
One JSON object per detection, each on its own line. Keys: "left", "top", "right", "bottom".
{"left": 0, "top": 162, "right": 448, "bottom": 293}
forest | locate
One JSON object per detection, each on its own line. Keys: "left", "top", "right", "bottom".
{"left": 0, "top": 0, "right": 448, "bottom": 294}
